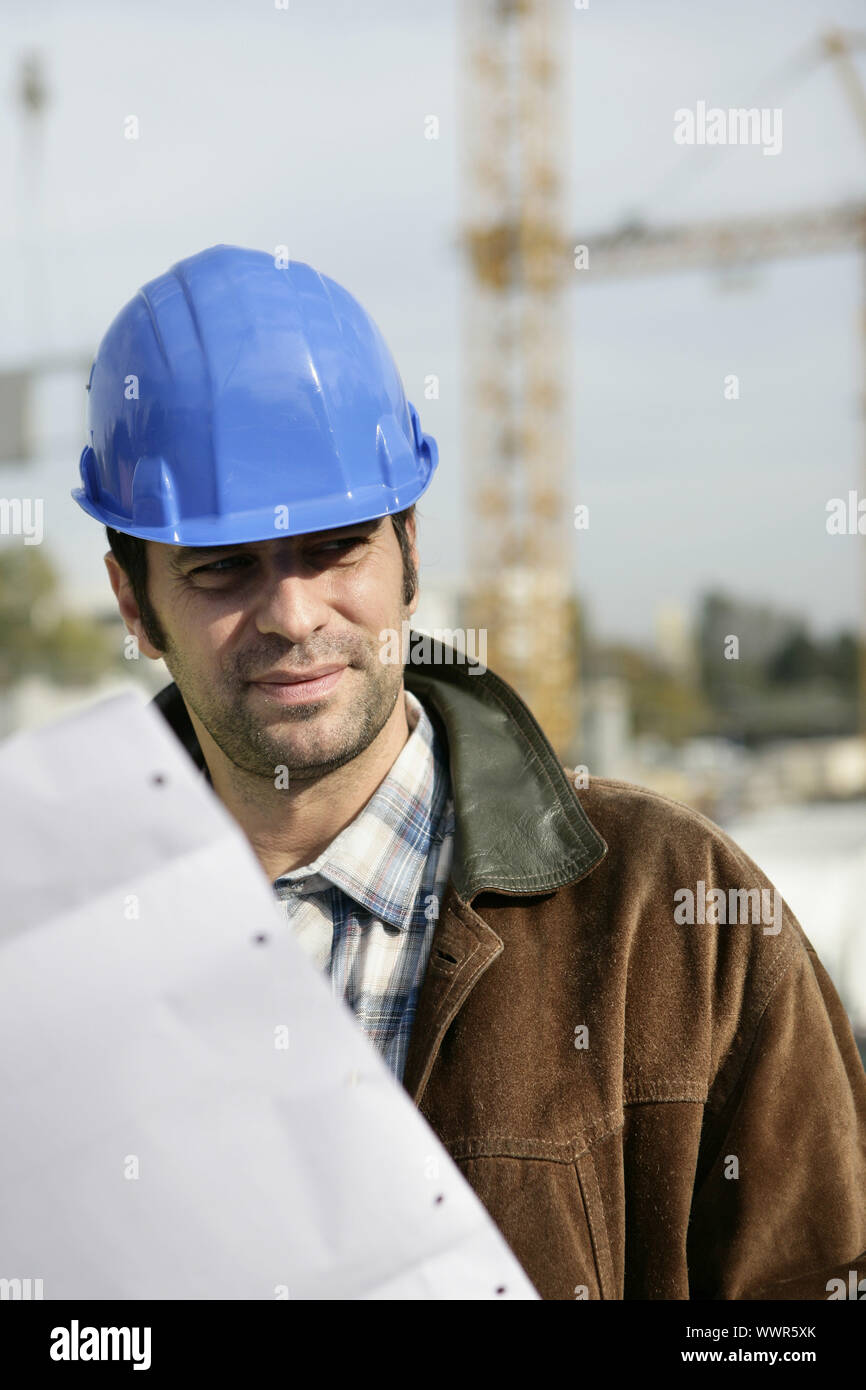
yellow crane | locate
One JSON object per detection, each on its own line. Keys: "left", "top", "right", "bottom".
{"left": 459, "top": 0, "right": 578, "bottom": 758}
{"left": 459, "top": 16, "right": 866, "bottom": 757}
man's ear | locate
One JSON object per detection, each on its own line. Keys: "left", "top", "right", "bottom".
{"left": 103, "top": 552, "right": 163, "bottom": 661}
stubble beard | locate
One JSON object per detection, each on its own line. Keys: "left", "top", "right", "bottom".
{"left": 162, "top": 630, "right": 405, "bottom": 782}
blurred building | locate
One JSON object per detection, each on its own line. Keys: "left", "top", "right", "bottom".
{"left": 697, "top": 592, "right": 803, "bottom": 678}
{"left": 654, "top": 601, "right": 698, "bottom": 683}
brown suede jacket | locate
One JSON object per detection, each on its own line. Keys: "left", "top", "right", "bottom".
{"left": 153, "top": 644, "right": 866, "bottom": 1301}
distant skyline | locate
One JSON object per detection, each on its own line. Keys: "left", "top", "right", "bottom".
{"left": 1, "top": 0, "right": 864, "bottom": 644}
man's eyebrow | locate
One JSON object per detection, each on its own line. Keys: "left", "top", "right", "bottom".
{"left": 169, "top": 520, "right": 382, "bottom": 567}
{"left": 172, "top": 545, "right": 243, "bottom": 563}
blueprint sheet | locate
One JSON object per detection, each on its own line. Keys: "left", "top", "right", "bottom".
{"left": 0, "top": 691, "right": 538, "bottom": 1300}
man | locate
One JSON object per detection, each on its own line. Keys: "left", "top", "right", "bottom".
{"left": 75, "top": 244, "right": 866, "bottom": 1300}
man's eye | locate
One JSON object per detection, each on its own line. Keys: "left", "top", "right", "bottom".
{"left": 189, "top": 537, "right": 366, "bottom": 577}
{"left": 310, "top": 537, "right": 366, "bottom": 557}
{"left": 193, "top": 556, "right": 250, "bottom": 575}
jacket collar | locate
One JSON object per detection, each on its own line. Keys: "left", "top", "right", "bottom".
{"left": 149, "top": 638, "right": 608, "bottom": 904}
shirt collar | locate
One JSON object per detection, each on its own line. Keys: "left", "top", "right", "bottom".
{"left": 272, "top": 689, "right": 450, "bottom": 930}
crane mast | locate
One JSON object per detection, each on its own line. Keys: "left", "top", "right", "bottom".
{"left": 459, "top": 0, "right": 578, "bottom": 757}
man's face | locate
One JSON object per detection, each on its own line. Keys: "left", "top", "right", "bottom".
{"left": 115, "top": 516, "right": 417, "bottom": 783}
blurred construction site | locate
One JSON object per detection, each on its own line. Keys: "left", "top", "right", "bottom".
{"left": 1, "top": 0, "right": 865, "bottom": 1055}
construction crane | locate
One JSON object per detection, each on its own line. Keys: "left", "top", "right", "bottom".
{"left": 458, "top": 15, "right": 866, "bottom": 757}
{"left": 578, "top": 27, "right": 866, "bottom": 738}
{"left": 458, "top": 0, "right": 579, "bottom": 758}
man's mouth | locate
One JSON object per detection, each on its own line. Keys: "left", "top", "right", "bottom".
{"left": 247, "top": 665, "right": 347, "bottom": 704}
{"left": 250, "top": 664, "right": 347, "bottom": 684}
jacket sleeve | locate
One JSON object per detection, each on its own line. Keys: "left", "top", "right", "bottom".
{"left": 686, "top": 930, "right": 866, "bottom": 1299}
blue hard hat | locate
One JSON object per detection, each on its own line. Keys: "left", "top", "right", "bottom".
{"left": 72, "top": 244, "right": 438, "bottom": 545}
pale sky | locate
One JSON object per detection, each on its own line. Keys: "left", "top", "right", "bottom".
{"left": 1, "top": 0, "right": 864, "bottom": 645}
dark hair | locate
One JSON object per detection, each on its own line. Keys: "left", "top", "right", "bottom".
{"left": 106, "top": 506, "right": 418, "bottom": 653}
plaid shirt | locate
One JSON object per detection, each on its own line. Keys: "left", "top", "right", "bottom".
{"left": 271, "top": 690, "right": 455, "bottom": 1084}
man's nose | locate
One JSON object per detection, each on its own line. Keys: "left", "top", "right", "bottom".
{"left": 253, "top": 570, "right": 333, "bottom": 644}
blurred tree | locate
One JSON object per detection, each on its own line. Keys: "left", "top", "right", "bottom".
{"left": 767, "top": 626, "right": 820, "bottom": 684}
{"left": 822, "top": 632, "right": 858, "bottom": 691}
{"left": 0, "top": 546, "right": 118, "bottom": 688}
{"left": 594, "top": 641, "right": 713, "bottom": 744}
